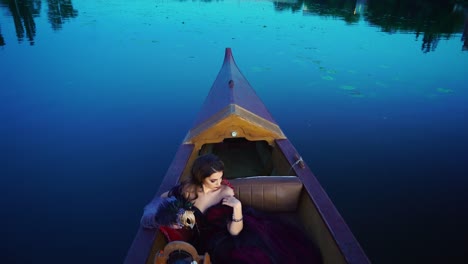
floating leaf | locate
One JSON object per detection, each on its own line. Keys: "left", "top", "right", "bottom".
{"left": 437, "top": 88, "right": 453, "bottom": 94}
{"left": 322, "top": 75, "right": 334, "bottom": 81}
{"left": 340, "top": 85, "right": 356, "bottom": 90}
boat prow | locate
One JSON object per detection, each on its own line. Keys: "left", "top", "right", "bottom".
{"left": 185, "top": 48, "right": 285, "bottom": 150}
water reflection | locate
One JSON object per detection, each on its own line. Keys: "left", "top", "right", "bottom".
{"left": 271, "top": 0, "right": 302, "bottom": 12}
{"left": 363, "top": 0, "right": 466, "bottom": 53}
{"left": 0, "top": 25, "right": 5, "bottom": 46}
{"left": 0, "top": 0, "right": 77, "bottom": 46}
{"left": 0, "top": 0, "right": 41, "bottom": 45}
{"left": 46, "top": 0, "right": 77, "bottom": 30}
{"left": 463, "top": 6, "right": 468, "bottom": 50}
{"left": 0, "top": 0, "right": 466, "bottom": 51}
{"left": 301, "top": 0, "right": 467, "bottom": 52}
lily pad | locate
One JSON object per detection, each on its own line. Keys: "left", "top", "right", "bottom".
{"left": 437, "top": 88, "right": 453, "bottom": 94}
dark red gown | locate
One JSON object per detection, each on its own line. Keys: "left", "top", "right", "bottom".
{"left": 191, "top": 203, "right": 322, "bottom": 264}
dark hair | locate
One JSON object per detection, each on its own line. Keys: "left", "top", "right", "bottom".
{"left": 190, "top": 154, "right": 224, "bottom": 185}
{"left": 169, "top": 154, "right": 224, "bottom": 202}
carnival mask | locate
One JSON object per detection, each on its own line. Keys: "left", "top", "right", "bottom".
{"left": 152, "top": 196, "right": 195, "bottom": 229}
{"left": 177, "top": 208, "right": 196, "bottom": 229}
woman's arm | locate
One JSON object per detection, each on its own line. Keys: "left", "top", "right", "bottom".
{"left": 221, "top": 188, "right": 243, "bottom": 236}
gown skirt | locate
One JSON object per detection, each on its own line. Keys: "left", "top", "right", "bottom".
{"left": 192, "top": 203, "right": 322, "bottom": 264}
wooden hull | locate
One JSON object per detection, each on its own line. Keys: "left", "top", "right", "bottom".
{"left": 125, "top": 48, "right": 370, "bottom": 264}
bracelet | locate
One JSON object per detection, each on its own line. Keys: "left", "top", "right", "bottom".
{"left": 232, "top": 216, "right": 243, "bottom": 222}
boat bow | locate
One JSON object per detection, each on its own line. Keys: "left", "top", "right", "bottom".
{"left": 184, "top": 48, "right": 285, "bottom": 148}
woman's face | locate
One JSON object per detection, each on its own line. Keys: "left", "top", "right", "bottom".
{"left": 202, "top": 171, "right": 223, "bottom": 191}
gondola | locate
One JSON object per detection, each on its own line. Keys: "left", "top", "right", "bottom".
{"left": 125, "top": 48, "right": 370, "bottom": 264}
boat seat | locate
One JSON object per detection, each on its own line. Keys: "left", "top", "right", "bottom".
{"left": 229, "top": 176, "right": 303, "bottom": 213}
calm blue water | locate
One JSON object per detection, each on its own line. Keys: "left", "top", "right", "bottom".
{"left": 1, "top": 0, "right": 467, "bottom": 263}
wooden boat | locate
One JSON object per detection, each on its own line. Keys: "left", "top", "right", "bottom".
{"left": 125, "top": 48, "right": 370, "bottom": 264}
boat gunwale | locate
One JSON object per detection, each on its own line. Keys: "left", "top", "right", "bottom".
{"left": 277, "top": 139, "right": 370, "bottom": 264}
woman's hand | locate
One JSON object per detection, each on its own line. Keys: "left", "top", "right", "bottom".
{"left": 221, "top": 196, "right": 241, "bottom": 209}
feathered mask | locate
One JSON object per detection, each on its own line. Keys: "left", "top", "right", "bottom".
{"left": 140, "top": 196, "right": 196, "bottom": 229}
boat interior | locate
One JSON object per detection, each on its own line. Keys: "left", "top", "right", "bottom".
{"left": 148, "top": 137, "right": 350, "bottom": 264}
{"left": 198, "top": 137, "right": 295, "bottom": 178}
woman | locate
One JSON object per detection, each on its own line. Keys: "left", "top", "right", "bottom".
{"left": 143, "top": 154, "right": 322, "bottom": 264}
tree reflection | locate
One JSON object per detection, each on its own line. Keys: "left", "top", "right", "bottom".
{"left": 302, "top": 0, "right": 360, "bottom": 24}
{"left": 0, "top": 0, "right": 77, "bottom": 46}
{"left": 463, "top": 7, "right": 468, "bottom": 51}
{"left": 0, "top": 0, "right": 41, "bottom": 45}
{"left": 272, "top": 0, "right": 303, "bottom": 13}
{"left": 365, "top": 0, "right": 465, "bottom": 53}
{"left": 300, "top": 0, "right": 467, "bottom": 52}
{"left": 46, "top": 0, "right": 78, "bottom": 30}
{"left": 0, "top": 25, "right": 5, "bottom": 46}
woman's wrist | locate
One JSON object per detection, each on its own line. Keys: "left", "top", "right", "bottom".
{"left": 232, "top": 206, "right": 243, "bottom": 222}
{"left": 232, "top": 215, "right": 243, "bottom": 222}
